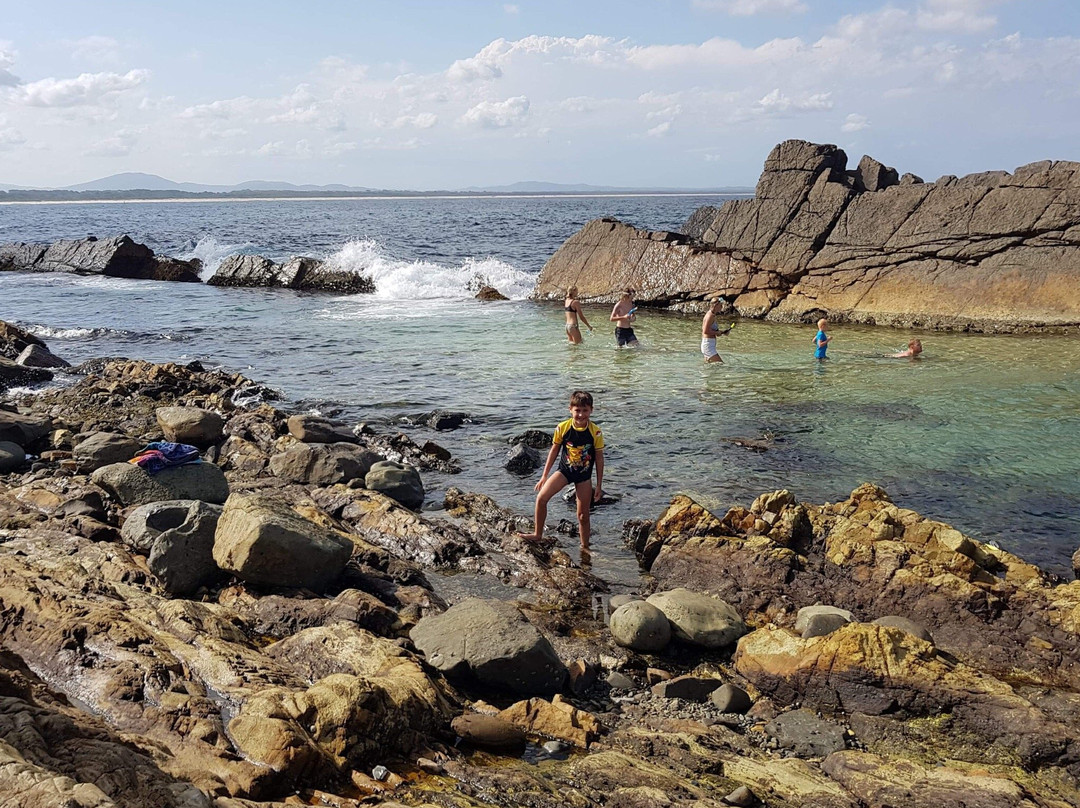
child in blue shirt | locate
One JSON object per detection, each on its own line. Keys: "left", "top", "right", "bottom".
{"left": 812, "top": 318, "right": 831, "bottom": 359}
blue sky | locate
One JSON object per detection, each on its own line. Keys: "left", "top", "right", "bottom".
{"left": 2, "top": 0, "right": 1079, "bottom": 189}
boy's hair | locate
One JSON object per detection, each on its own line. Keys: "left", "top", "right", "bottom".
{"left": 817, "top": 318, "right": 828, "bottom": 328}
{"left": 910, "top": 338, "right": 922, "bottom": 350}
{"left": 569, "top": 390, "right": 593, "bottom": 408}
{"left": 623, "top": 288, "right": 635, "bottom": 296}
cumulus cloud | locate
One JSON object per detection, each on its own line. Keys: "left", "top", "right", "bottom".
{"left": 0, "top": 46, "right": 19, "bottom": 86}
{"left": 916, "top": 0, "right": 998, "bottom": 33}
{"left": 841, "top": 113, "right": 870, "bottom": 132}
{"left": 692, "top": 0, "right": 807, "bottom": 15}
{"left": 646, "top": 121, "right": 672, "bottom": 137}
{"left": 13, "top": 69, "right": 149, "bottom": 107}
{"left": 0, "top": 117, "right": 25, "bottom": 149}
{"left": 83, "top": 132, "right": 136, "bottom": 156}
{"left": 458, "top": 96, "right": 529, "bottom": 128}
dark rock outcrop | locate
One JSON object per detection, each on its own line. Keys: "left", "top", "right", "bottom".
{"left": 536, "top": 139, "right": 1080, "bottom": 332}
{"left": 207, "top": 254, "right": 375, "bottom": 293}
{"left": 0, "top": 236, "right": 201, "bottom": 282}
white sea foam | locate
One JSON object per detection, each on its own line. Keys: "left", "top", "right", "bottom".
{"left": 180, "top": 235, "right": 253, "bottom": 281}
{"left": 322, "top": 239, "right": 535, "bottom": 300}
{"left": 27, "top": 325, "right": 100, "bottom": 339}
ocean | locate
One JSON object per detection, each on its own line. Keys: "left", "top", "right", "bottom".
{"left": 2, "top": 195, "right": 1079, "bottom": 586}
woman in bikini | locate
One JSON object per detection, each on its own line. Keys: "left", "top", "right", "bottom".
{"left": 564, "top": 286, "right": 593, "bottom": 344}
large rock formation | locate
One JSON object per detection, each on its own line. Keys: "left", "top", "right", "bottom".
{"left": 536, "top": 140, "right": 1080, "bottom": 331}
{"left": 0, "top": 236, "right": 201, "bottom": 282}
{"left": 207, "top": 254, "right": 375, "bottom": 293}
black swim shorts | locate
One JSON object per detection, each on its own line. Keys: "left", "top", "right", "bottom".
{"left": 615, "top": 326, "right": 637, "bottom": 346}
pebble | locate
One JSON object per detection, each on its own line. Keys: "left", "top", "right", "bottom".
{"left": 372, "top": 765, "right": 389, "bottom": 781}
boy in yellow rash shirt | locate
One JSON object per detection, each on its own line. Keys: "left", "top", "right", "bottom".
{"left": 517, "top": 390, "right": 604, "bottom": 549}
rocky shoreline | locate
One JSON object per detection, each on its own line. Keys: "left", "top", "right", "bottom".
{"left": 535, "top": 140, "right": 1080, "bottom": 333}
{"left": 1, "top": 321, "right": 1078, "bottom": 807}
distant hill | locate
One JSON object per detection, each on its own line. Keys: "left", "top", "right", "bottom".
{"left": 61, "top": 173, "right": 372, "bottom": 193}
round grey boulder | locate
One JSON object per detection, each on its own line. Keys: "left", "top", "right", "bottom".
{"left": 802, "top": 612, "right": 852, "bottom": 639}
{"left": 711, "top": 683, "right": 753, "bottom": 714}
{"left": 156, "top": 406, "right": 224, "bottom": 447}
{"left": 647, "top": 588, "right": 748, "bottom": 649}
{"left": 795, "top": 605, "right": 854, "bottom": 634}
{"left": 409, "top": 598, "right": 566, "bottom": 696}
{"left": 365, "top": 460, "right": 424, "bottom": 511}
{"left": 92, "top": 462, "right": 229, "bottom": 507}
{"left": 269, "top": 441, "right": 380, "bottom": 485}
{"left": 0, "top": 441, "right": 25, "bottom": 472}
{"left": 609, "top": 600, "right": 671, "bottom": 652}
{"left": 872, "top": 615, "right": 934, "bottom": 644}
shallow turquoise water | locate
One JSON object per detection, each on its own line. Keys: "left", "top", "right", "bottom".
{"left": 6, "top": 271, "right": 1077, "bottom": 588}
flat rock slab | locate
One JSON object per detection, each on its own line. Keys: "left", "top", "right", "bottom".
{"left": 156, "top": 406, "right": 224, "bottom": 446}
{"left": 765, "top": 709, "right": 847, "bottom": 758}
{"left": 410, "top": 598, "right": 566, "bottom": 696}
{"left": 651, "top": 675, "right": 723, "bottom": 702}
{"left": 91, "top": 461, "right": 229, "bottom": 506}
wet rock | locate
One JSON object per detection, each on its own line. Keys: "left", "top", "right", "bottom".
{"left": 410, "top": 598, "right": 566, "bottom": 696}
{"left": 269, "top": 441, "right": 380, "bottom": 485}
{"left": 871, "top": 615, "right": 933, "bottom": 644}
{"left": 218, "top": 586, "right": 399, "bottom": 639}
{"left": 0, "top": 440, "right": 25, "bottom": 472}
{"left": 212, "top": 492, "right": 353, "bottom": 592}
{"left": 91, "top": 461, "right": 229, "bottom": 506}
{"left": 499, "top": 695, "right": 602, "bottom": 747}
{"left": 765, "top": 709, "right": 847, "bottom": 758}
{"left": 609, "top": 600, "right": 671, "bottom": 652}
{"left": 0, "top": 356, "right": 53, "bottom": 391}
{"left": 505, "top": 443, "right": 542, "bottom": 474}
{"left": 208, "top": 253, "right": 374, "bottom": 293}
{"left": 646, "top": 588, "right": 748, "bottom": 649}
{"left": 365, "top": 460, "right": 424, "bottom": 511}
{"left": 651, "top": 675, "right": 722, "bottom": 703}
{"left": 31, "top": 236, "right": 201, "bottom": 281}
{"left": 73, "top": 432, "right": 142, "bottom": 473}
{"left": 511, "top": 429, "right": 551, "bottom": 450}
{"left": 406, "top": 410, "right": 470, "bottom": 431}
{"left": 475, "top": 285, "right": 509, "bottom": 301}
{"left": 795, "top": 605, "right": 854, "bottom": 634}
{"left": 147, "top": 500, "right": 224, "bottom": 595}
{"left": 156, "top": 406, "right": 225, "bottom": 446}
{"left": 609, "top": 594, "right": 643, "bottom": 610}
{"left": 711, "top": 683, "right": 752, "bottom": 714}
{"left": 16, "top": 343, "right": 71, "bottom": 369}
{"left": 286, "top": 414, "right": 358, "bottom": 444}
{"left": 0, "top": 319, "right": 47, "bottom": 358}
{"left": 567, "top": 658, "right": 599, "bottom": 695}
{"left": 451, "top": 713, "right": 527, "bottom": 750}
{"left": 1072, "top": 546, "right": 1080, "bottom": 581}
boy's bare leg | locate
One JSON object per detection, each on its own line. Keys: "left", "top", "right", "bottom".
{"left": 575, "top": 480, "right": 593, "bottom": 548}
{"left": 517, "top": 472, "right": 568, "bottom": 540}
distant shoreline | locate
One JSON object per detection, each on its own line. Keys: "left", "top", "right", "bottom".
{"left": 0, "top": 192, "right": 749, "bottom": 207}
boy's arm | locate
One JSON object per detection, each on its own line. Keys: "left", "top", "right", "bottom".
{"left": 540, "top": 444, "right": 559, "bottom": 476}
{"left": 593, "top": 448, "right": 604, "bottom": 500}
{"left": 609, "top": 304, "right": 621, "bottom": 322}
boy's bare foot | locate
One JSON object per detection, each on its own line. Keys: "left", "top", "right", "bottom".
{"left": 516, "top": 532, "right": 543, "bottom": 541}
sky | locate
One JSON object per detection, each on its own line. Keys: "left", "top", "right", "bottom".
{"left": 1, "top": 0, "right": 1079, "bottom": 190}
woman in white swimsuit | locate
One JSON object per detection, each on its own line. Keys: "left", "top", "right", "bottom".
{"left": 564, "top": 286, "right": 593, "bottom": 344}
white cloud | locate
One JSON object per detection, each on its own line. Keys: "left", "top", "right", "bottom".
{"left": 361, "top": 136, "right": 421, "bottom": 150}
{"left": 560, "top": 96, "right": 597, "bottom": 114}
{"left": 255, "top": 140, "right": 288, "bottom": 156}
{"left": 504, "top": 4, "right": 520, "bottom": 14}
{"left": 916, "top": 0, "right": 997, "bottom": 33}
{"left": 756, "top": 88, "right": 833, "bottom": 113}
{"left": 0, "top": 45, "right": 19, "bottom": 86}
{"left": 646, "top": 121, "right": 672, "bottom": 137}
{"left": 69, "top": 35, "right": 122, "bottom": 65}
{"left": 841, "top": 113, "right": 870, "bottom": 132}
{"left": 693, "top": 0, "right": 807, "bottom": 15}
{"left": 392, "top": 112, "right": 438, "bottom": 129}
{"left": 0, "top": 117, "right": 25, "bottom": 149}
{"left": 83, "top": 132, "right": 135, "bottom": 156}
{"left": 458, "top": 96, "right": 529, "bottom": 128}
{"left": 12, "top": 68, "right": 149, "bottom": 107}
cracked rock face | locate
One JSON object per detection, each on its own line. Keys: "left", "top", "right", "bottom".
{"left": 535, "top": 139, "right": 1080, "bottom": 331}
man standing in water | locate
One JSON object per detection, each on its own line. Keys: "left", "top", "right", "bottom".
{"left": 610, "top": 288, "right": 639, "bottom": 347}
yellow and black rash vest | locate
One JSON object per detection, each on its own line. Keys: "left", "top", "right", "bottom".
{"left": 552, "top": 419, "right": 604, "bottom": 481}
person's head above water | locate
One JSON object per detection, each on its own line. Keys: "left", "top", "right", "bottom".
{"left": 566, "top": 286, "right": 578, "bottom": 298}
{"left": 909, "top": 338, "right": 923, "bottom": 355}
{"left": 817, "top": 318, "right": 829, "bottom": 330}
{"left": 622, "top": 288, "right": 635, "bottom": 300}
